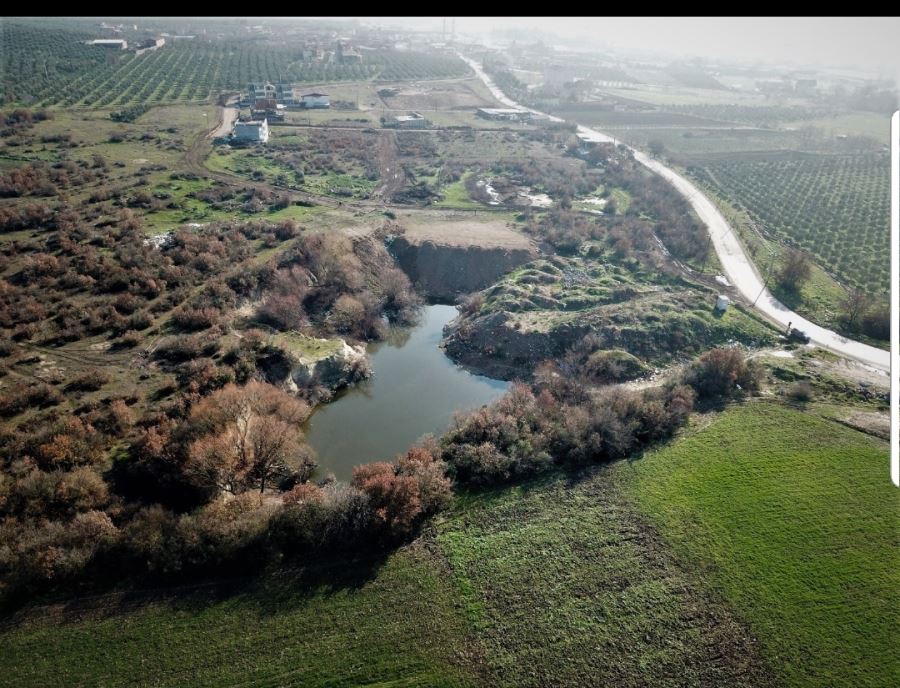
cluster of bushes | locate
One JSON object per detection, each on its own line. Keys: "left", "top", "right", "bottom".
{"left": 0, "top": 379, "right": 451, "bottom": 596}
{"left": 0, "top": 382, "right": 62, "bottom": 417}
{"left": 525, "top": 209, "right": 658, "bottom": 264}
{"left": 109, "top": 104, "right": 149, "bottom": 123}
{"left": 442, "top": 381, "right": 694, "bottom": 486}
{"left": 265, "top": 129, "right": 379, "bottom": 185}
{"left": 491, "top": 158, "right": 599, "bottom": 200}
{"left": 256, "top": 233, "right": 420, "bottom": 341}
{"left": 0, "top": 164, "right": 60, "bottom": 197}
{"left": 0, "top": 202, "right": 53, "bottom": 232}
{"left": 0, "top": 211, "right": 286, "bottom": 346}
{"left": 557, "top": 146, "right": 709, "bottom": 264}
{"left": 0, "top": 344, "right": 760, "bottom": 600}
{"left": 442, "top": 345, "right": 759, "bottom": 488}
{"left": 0, "top": 108, "right": 51, "bottom": 135}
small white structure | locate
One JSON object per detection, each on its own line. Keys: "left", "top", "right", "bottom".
{"left": 389, "top": 112, "right": 429, "bottom": 129}
{"left": 715, "top": 294, "right": 730, "bottom": 312}
{"left": 233, "top": 118, "right": 269, "bottom": 143}
{"left": 301, "top": 93, "right": 330, "bottom": 109}
{"left": 86, "top": 39, "right": 128, "bottom": 50}
{"left": 476, "top": 107, "right": 531, "bottom": 122}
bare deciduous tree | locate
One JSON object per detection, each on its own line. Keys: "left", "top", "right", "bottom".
{"left": 841, "top": 287, "right": 870, "bottom": 331}
{"left": 776, "top": 248, "right": 812, "bottom": 293}
{"left": 184, "top": 382, "right": 314, "bottom": 497}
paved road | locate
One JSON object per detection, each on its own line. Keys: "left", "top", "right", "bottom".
{"left": 461, "top": 54, "right": 890, "bottom": 373}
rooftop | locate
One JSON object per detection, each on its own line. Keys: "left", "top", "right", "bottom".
{"left": 478, "top": 107, "right": 529, "bottom": 115}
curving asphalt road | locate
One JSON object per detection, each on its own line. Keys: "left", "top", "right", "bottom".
{"left": 461, "top": 54, "right": 889, "bottom": 373}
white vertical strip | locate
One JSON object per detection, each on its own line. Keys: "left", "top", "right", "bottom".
{"left": 891, "top": 110, "right": 898, "bottom": 487}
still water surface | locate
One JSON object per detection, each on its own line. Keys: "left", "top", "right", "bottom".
{"left": 303, "top": 304, "right": 508, "bottom": 480}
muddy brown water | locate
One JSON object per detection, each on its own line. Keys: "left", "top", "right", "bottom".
{"left": 303, "top": 304, "right": 508, "bottom": 480}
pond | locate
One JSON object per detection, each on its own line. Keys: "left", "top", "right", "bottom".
{"left": 303, "top": 304, "right": 509, "bottom": 480}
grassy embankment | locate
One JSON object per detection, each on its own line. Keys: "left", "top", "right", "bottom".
{"left": 2, "top": 402, "right": 893, "bottom": 687}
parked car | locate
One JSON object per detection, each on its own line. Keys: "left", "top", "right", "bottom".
{"left": 787, "top": 328, "right": 810, "bottom": 344}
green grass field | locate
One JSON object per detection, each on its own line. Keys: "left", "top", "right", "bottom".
{"left": 623, "top": 402, "right": 898, "bottom": 688}
{"left": 0, "top": 550, "right": 480, "bottom": 688}
{"left": 436, "top": 472, "right": 771, "bottom": 687}
{"left": 433, "top": 172, "right": 481, "bottom": 209}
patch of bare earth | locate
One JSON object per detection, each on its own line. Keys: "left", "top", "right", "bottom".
{"left": 401, "top": 218, "right": 536, "bottom": 250}
{"left": 839, "top": 411, "right": 890, "bottom": 439}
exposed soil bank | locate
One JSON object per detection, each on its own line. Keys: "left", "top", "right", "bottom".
{"left": 259, "top": 338, "right": 370, "bottom": 400}
{"left": 443, "top": 310, "right": 583, "bottom": 380}
{"left": 390, "top": 223, "right": 538, "bottom": 301}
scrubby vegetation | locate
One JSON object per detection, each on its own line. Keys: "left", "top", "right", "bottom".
{"left": 0, "top": 348, "right": 715, "bottom": 601}
{"left": 443, "top": 381, "right": 694, "bottom": 487}
{"left": 444, "top": 251, "right": 774, "bottom": 378}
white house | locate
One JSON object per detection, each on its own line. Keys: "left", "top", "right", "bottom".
{"left": 248, "top": 82, "right": 276, "bottom": 103}
{"left": 301, "top": 93, "right": 330, "bottom": 109}
{"left": 233, "top": 119, "right": 269, "bottom": 144}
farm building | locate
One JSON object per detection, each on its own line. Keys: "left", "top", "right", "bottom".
{"left": 301, "top": 93, "right": 330, "bottom": 109}
{"left": 476, "top": 107, "right": 531, "bottom": 122}
{"left": 248, "top": 83, "right": 298, "bottom": 107}
{"left": 253, "top": 97, "right": 278, "bottom": 112}
{"left": 135, "top": 37, "right": 165, "bottom": 51}
{"left": 387, "top": 112, "right": 429, "bottom": 129}
{"left": 249, "top": 82, "right": 276, "bottom": 103}
{"left": 276, "top": 84, "right": 297, "bottom": 106}
{"left": 86, "top": 39, "right": 128, "bottom": 50}
{"left": 233, "top": 119, "right": 269, "bottom": 143}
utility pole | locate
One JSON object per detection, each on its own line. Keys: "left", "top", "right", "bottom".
{"left": 753, "top": 249, "right": 777, "bottom": 306}
{"left": 700, "top": 231, "right": 713, "bottom": 272}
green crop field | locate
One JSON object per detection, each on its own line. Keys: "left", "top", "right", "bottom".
{"left": 689, "top": 152, "right": 890, "bottom": 292}
{"left": 436, "top": 472, "right": 771, "bottom": 687}
{"left": 0, "top": 551, "right": 480, "bottom": 688}
{"left": 625, "top": 402, "right": 898, "bottom": 688}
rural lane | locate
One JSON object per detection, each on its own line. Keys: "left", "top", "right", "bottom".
{"left": 460, "top": 54, "right": 890, "bottom": 373}
{"left": 210, "top": 97, "right": 239, "bottom": 139}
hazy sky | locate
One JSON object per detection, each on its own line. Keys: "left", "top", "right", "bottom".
{"left": 363, "top": 17, "right": 899, "bottom": 75}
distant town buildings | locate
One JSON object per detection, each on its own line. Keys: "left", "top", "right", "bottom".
{"left": 86, "top": 36, "right": 169, "bottom": 55}
{"left": 336, "top": 42, "right": 362, "bottom": 64}
{"left": 233, "top": 119, "right": 269, "bottom": 143}
{"left": 134, "top": 37, "right": 165, "bottom": 55}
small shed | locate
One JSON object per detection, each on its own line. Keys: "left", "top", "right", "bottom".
{"left": 233, "top": 119, "right": 269, "bottom": 144}
{"left": 301, "top": 93, "right": 330, "bottom": 109}
{"left": 389, "top": 112, "right": 429, "bottom": 129}
{"left": 715, "top": 294, "right": 730, "bottom": 312}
